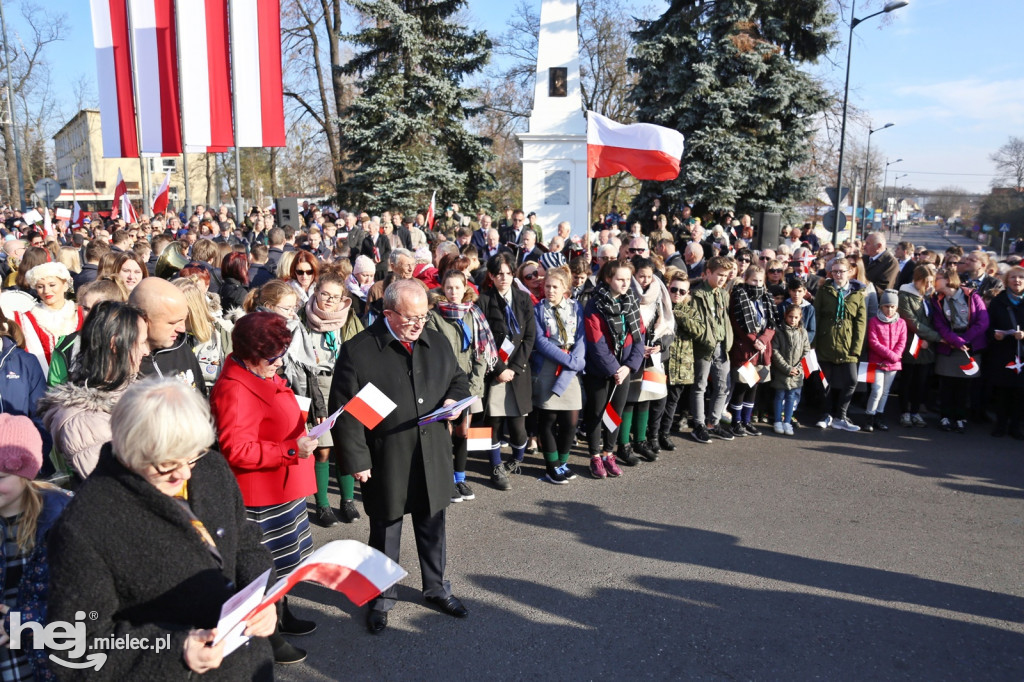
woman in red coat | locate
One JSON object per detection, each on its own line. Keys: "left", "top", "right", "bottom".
{"left": 209, "top": 311, "right": 319, "bottom": 665}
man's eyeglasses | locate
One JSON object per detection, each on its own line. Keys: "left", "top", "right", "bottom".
{"left": 669, "top": 287, "right": 689, "bottom": 295}
{"left": 738, "top": 257, "right": 751, "bottom": 263}
{"left": 832, "top": 269, "right": 849, "bottom": 275}
{"left": 759, "top": 256, "right": 770, "bottom": 261}
{"left": 389, "top": 310, "right": 429, "bottom": 327}
{"left": 629, "top": 247, "right": 647, "bottom": 254}
{"left": 152, "top": 450, "right": 208, "bottom": 477}
{"left": 318, "top": 291, "right": 344, "bottom": 303}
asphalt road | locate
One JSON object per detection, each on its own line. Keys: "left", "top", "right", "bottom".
{"left": 275, "top": 222, "right": 1022, "bottom": 680}
{"left": 276, "top": 405, "right": 1024, "bottom": 680}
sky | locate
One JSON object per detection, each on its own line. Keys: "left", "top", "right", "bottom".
{"left": 14, "top": 0, "right": 1024, "bottom": 195}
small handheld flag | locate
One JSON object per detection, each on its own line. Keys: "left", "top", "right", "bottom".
{"left": 737, "top": 360, "right": 761, "bottom": 387}
{"left": 960, "top": 356, "right": 980, "bottom": 376}
{"left": 800, "top": 350, "right": 820, "bottom": 379}
{"left": 466, "top": 427, "right": 492, "bottom": 451}
{"left": 498, "top": 337, "right": 515, "bottom": 363}
{"left": 602, "top": 386, "right": 622, "bottom": 432}
{"left": 908, "top": 334, "right": 922, "bottom": 358}
{"left": 857, "top": 362, "right": 877, "bottom": 384}
{"left": 345, "top": 383, "right": 398, "bottom": 429}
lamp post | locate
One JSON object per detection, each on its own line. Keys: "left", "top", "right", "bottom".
{"left": 892, "top": 173, "right": 908, "bottom": 230}
{"left": 881, "top": 158, "right": 902, "bottom": 229}
{"left": 861, "top": 122, "right": 894, "bottom": 240}
{"left": 831, "top": 0, "right": 909, "bottom": 247}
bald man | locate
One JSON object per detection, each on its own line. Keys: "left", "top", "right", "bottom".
{"left": 862, "top": 232, "right": 899, "bottom": 296}
{"left": 129, "top": 278, "right": 207, "bottom": 396}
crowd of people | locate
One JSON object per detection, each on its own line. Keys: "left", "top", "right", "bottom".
{"left": 0, "top": 198, "right": 1021, "bottom": 676}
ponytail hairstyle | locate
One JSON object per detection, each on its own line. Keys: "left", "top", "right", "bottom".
{"left": 242, "top": 279, "right": 295, "bottom": 313}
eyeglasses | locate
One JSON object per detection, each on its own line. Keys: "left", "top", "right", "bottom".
{"left": 389, "top": 310, "right": 429, "bottom": 327}
{"left": 152, "top": 450, "right": 208, "bottom": 477}
{"left": 318, "top": 291, "right": 344, "bottom": 303}
{"left": 832, "top": 269, "right": 848, "bottom": 275}
{"left": 669, "top": 287, "right": 689, "bottom": 295}
{"left": 523, "top": 271, "right": 541, "bottom": 281}
{"left": 272, "top": 304, "right": 298, "bottom": 315}
{"left": 629, "top": 248, "right": 647, "bottom": 254}
{"left": 295, "top": 268, "right": 314, "bottom": 276}
{"left": 759, "top": 256, "right": 770, "bottom": 261}
{"left": 266, "top": 348, "right": 288, "bottom": 364}
{"left": 738, "top": 257, "right": 751, "bottom": 263}
{"left": 768, "top": 268, "right": 784, "bottom": 274}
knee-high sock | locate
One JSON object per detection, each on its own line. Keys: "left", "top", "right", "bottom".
{"left": 314, "top": 460, "right": 330, "bottom": 508}
{"left": 634, "top": 406, "right": 650, "bottom": 442}
{"left": 618, "top": 409, "right": 634, "bottom": 446}
{"left": 337, "top": 473, "right": 355, "bottom": 501}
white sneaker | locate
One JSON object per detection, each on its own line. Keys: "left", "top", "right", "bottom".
{"left": 832, "top": 418, "right": 861, "bottom": 432}
{"left": 815, "top": 415, "right": 833, "bottom": 430}
{"left": 911, "top": 413, "right": 927, "bottom": 427}
{"left": 899, "top": 413, "right": 912, "bottom": 427}
{"left": 773, "top": 422, "right": 785, "bottom": 434}
{"left": 783, "top": 423, "right": 794, "bottom": 436}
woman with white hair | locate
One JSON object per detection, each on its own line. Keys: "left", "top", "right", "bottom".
{"left": 14, "top": 262, "right": 83, "bottom": 373}
{"left": 47, "top": 377, "right": 278, "bottom": 678}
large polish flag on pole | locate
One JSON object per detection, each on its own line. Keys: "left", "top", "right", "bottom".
{"left": 229, "top": 0, "right": 286, "bottom": 147}
{"left": 586, "top": 111, "right": 685, "bottom": 181}
{"left": 175, "top": 0, "right": 234, "bottom": 152}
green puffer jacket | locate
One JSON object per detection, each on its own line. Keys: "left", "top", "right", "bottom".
{"left": 669, "top": 300, "right": 695, "bottom": 385}
{"left": 426, "top": 307, "right": 487, "bottom": 400}
{"left": 813, "top": 280, "right": 867, "bottom": 363}
{"left": 676, "top": 281, "right": 733, "bottom": 361}
{"left": 770, "top": 323, "right": 811, "bottom": 390}
{"left": 896, "top": 282, "right": 941, "bottom": 365}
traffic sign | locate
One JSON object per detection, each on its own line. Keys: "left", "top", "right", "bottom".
{"left": 1000, "top": 223, "right": 1011, "bottom": 233}
{"left": 822, "top": 210, "right": 847, "bottom": 232}
{"left": 33, "top": 178, "right": 61, "bottom": 207}
{"left": 824, "top": 187, "right": 850, "bottom": 206}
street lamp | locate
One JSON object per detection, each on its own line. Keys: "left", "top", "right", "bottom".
{"left": 831, "top": 0, "right": 910, "bottom": 247}
{"left": 881, "top": 158, "right": 902, "bottom": 230}
{"left": 861, "top": 122, "right": 894, "bottom": 239}
{"left": 892, "top": 173, "right": 908, "bottom": 230}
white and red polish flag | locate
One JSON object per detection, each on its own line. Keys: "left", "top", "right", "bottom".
{"left": 466, "top": 427, "right": 492, "bottom": 451}
{"left": 111, "top": 168, "right": 129, "bottom": 219}
{"left": 857, "top": 362, "right": 877, "bottom": 384}
{"left": 91, "top": 0, "right": 140, "bottom": 158}
{"left": 498, "top": 337, "right": 516, "bottom": 363}
{"left": 151, "top": 169, "right": 172, "bottom": 215}
{"left": 426, "top": 190, "right": 436, "bottom": 230}
{"left": 345, "top": 383, "right": 398, "bottom": 430}
{"left": 228, "top": 0, "right": 286, "bottom": 147}
{"left": 800, "top": 349, "right": 820, "bottom": 379}
{"left": 602, "top": 398, "right": 622, "bottom": 433}
{"left": 175, "top": 0, "right": 234, "bottom": 152}
{"left": 121, "top": 193, "right": 140, "bottom": 224}
{"left": 72, "top": 201, "right": 84, "bottom": 227}
{"left": 908, "top": 334, "right": 922, "bottom": 358}
{"left": 640, "top": 369, "right": 667, "bottom": 399}
{"left": 586, "top": 111, "right": 685, "bottom": 181}
{"left": 960, "top": 356, "right": 980, "bottom": 376}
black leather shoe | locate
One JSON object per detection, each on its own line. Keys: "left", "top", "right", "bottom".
{"left": 366, "top": 609, "right": 388, "bottom": 634}
{"left": 426, "top": 595, "right": 469, "bottom": 618}
{"left": 270, "top": 633, "right": 307, "bottom": 664}
{"left": 658, "top": 434, "right": 676, "bottom": 451}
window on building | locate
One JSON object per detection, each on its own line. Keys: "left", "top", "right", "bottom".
{"left": 549, "top": 67, "right": 567, "bottom": 97}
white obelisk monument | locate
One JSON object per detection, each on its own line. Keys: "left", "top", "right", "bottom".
{"left": 518, "top": 0, "right": 589, "bottom": 238}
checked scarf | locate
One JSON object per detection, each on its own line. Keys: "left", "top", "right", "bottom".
{"left": 593, "top": 281, "right": 643, "bottom": 357}
{"left": 437, "top": 300, "right": 499, "bottom": 369}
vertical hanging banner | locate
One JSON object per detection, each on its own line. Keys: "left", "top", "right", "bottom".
{"left": 176, "top": 0, "right": 234, "bottom": 152}
{"left": 91, "top": 0, "right": 285, "bottom": 156}
{"left": 128, "top": 0, "right": 182, "bottom": 154}
{"left": 92, "top": 0, "right": 138, "bottom": 158}
{"left": 229, "top": 0, "right": 286, "bottom": 147}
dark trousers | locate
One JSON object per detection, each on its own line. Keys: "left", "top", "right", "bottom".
{"left": 660, "top": 383, "right": 689, "bottom": 433}
{"left": 821, "top": 361, "right": 857, "bottom": 420}
{"left": 583, "top": 373, "right": 629, "bottom": 456}
{"left": 368, "top": 509, "right": 449, "bottom": 612}
{"left": 899, "top": 363, "right": 931, "bottom": 414}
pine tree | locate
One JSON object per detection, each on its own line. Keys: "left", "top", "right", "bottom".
{"left": 339, "top": 0, "right": 494, "bottom": 213}
{"left": 628, "top": 0, "right": 834, "bottom": 219}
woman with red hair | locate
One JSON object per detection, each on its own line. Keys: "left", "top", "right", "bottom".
{"left": 220, "top": 251, "right": 250, "bottom": 311}
{"left": 209, "top": 311, "right": 319, "bottom": 664}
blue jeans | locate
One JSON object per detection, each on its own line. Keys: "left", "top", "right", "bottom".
{"left": 774, "top": 387, "right": 802, "bottom": 424}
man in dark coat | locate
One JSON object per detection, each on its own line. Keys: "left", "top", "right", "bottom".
{"left": 862, "top": 232, "right": 900, "bottom": 296}
{"left": 330, "top": 279, "right": 471, "bottom": 633}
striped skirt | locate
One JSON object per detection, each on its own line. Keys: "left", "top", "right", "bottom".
{"left": 246, "top": 497, "right": 314, "bottom": 578}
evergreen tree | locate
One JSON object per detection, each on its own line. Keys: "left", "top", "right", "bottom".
{"left": 339, "top": 0, "right": 494, "bottom": 213}
{"left": 628, "top": 0, "right": 834, "bottom": 220}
